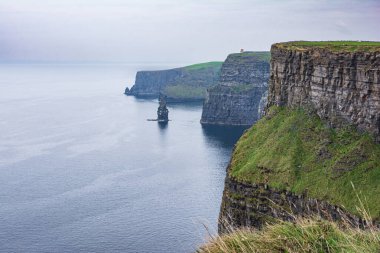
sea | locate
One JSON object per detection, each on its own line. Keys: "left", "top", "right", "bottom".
{"left": 0, "top": 63, "right": 247, "bottom": 253}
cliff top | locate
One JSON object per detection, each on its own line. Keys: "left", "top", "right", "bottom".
{"left": 137, "top": 61, "right": 223, "bottom": 74}
{"left": 273, "top": 41, "right": 380, "bottom": 52}
{"left": 184, "top": 61, "right": 223, "bottom": 71}
{"left": 229, "top": 106, "right": 380, "bottom": 220}
{"left": 228, "top": 51, "right": 270, "bottom": 62}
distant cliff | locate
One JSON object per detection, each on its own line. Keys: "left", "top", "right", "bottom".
{"left": 125, "top": 62, "right": 222, "bottom": 102}
{"left": 219, "top": 41, "right": 380, "bottom": 233}
{"left": 200, "top": 52, "right": 270, "bottom": 126}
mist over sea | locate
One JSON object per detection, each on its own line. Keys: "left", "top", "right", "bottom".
{"left": 0, "top": 63, "right": 245, "bottom": 253}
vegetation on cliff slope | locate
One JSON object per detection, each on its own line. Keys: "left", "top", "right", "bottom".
{"left": 160, "top": 62, "right": 223, "bottom": 100}
{"left": 229, "top": 106, "right": 380, "bottom": 220}
{"left": 184, "top": 61, "right": 223, "bottom": 71}
{"left": 163, "top": 85, "right": 206, "bottom": 99}
{"left": 274, "top": 41, "right": 380, "bottom": 52}
{"left": 198, "top": 218, "right": 380, "bottom": 253}
{"left": 228, "top": 51, "right": 271, "bottom": 62}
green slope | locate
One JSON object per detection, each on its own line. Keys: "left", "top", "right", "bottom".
{"left": 229, "top": 106, "right": 380, "bottom": 220}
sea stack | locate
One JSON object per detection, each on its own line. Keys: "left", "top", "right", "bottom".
{"left": 157, "top": 94, "right": 169, "bottom": 122}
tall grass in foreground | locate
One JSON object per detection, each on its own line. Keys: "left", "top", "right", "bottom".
{"left": 198, "top": 185, "right": 380, "bottom": 253}
{"left": 198, "top": 218, "right": 379, "bottom": 253}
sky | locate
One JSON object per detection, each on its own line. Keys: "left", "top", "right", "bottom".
{"left": 0, "top": 0, "right": 379, "bottom": 64}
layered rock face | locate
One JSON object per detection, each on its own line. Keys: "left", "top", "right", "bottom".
{"left": 127, "top": 69, "right": 182, "bottom": 97}
{"left": 125, "top": 62, "right": 222, "bottom": 101}
{"left": 267, "top": 44, "right": 380, "bottom": 141}
{"left": 201, "top": 52, "right": 270, "bottom": 126}
{"left": 219, "top": 177, "right": 363, "bottom": 233}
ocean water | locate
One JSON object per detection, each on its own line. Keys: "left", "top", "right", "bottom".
{"left": 0, "top": 64, "right": 247, "bottom": 253}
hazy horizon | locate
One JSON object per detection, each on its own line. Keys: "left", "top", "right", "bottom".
{"left": 1, "top": 0, "right": 380, "bottom": 64}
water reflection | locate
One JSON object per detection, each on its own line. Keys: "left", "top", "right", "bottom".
{"left": 201, "top": 124, "right": 250, "bottom": 148}
{"left": 158, "top": 121, "right": 168, "bottom": 130}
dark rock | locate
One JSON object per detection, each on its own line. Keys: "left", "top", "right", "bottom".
{"left": 201, "top": 52, "right": 270, "bottom": 126}
{"left": 124, "top": 87, "right": 131, "bottom": 95}
{"left": 157, "top": 94, "right": 169, "bottom": 122}
{"left": 219, "top": 176, "right": 369, "bottom": 233}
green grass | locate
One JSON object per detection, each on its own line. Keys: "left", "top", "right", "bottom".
{"left": 274, "top": 41, "right": 380, "bottom": 52}
{"left": 229, "top": 106, "right": 380, "bottom": 220}
{"left": 163, "top": 85, "right": 206, "bottom": 99}
{"left": 198, "top": 218, "right": 380, "bottom": 253}
{"left": 228, "top": 51, "right": 271, "bottom": 62}
{"left": 184, "top": 61, "right": 223, "bottom": 71}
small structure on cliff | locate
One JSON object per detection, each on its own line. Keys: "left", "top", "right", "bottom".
{"left": 157, "top": 94, "right": 169, "bottom": 122}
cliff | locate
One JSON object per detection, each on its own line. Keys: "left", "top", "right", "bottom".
{"left": 125, "top": 62, "right": 222, "bottom": 102}
{"left": 219, "top": 41, "right": 380, "bottom": 233}
{"left": 200, "top": 52, "right": 270, "bottom": 126}
{"left": 268, "top": 41, "right": 380, "bottom": 142}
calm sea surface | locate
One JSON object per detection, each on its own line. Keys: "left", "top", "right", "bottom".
{"left": 0, "top": 64, "right": 246, "bottom": 253}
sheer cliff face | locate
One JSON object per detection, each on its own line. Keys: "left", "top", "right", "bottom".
{"left": 129, "top": 69, "right": 182, "bottom": 97}
{"left": 201, "top": 52, "right": 270, "bottom": 126}
{"left": 268, "top": 45, "right": 380, "bottom": 141}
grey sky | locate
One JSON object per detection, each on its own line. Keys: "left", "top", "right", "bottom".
{"left": 1, "top": 0, "right": 379, "bottom": 63}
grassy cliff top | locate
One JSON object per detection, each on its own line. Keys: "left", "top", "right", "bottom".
{"left": 228, "top": 51, "right": 271, "bottom": 62}
{"left": 273, "top": 41, "right": 380, "bottom": 52}
{"left": 184, "top": 61, "right": 223, "bottom": 71}
{"left": 229, "top": 106, "right": 380, "bottom": 219}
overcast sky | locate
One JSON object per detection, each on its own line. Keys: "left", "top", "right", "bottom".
{"left": 1, "top": 0, "right": 379, "bottom": 63}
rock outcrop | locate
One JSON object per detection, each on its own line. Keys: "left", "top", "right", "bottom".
{"left": 125, "top": 62, "right": 222, "bottom": 102}
{"left": 201, "top": 52, "right": 270, "bottom": 126}
{"left": 267, "top": 42, "right": 380, "bottom": 141}
{"left": 219, "top": 41, "right": 380, "bottom": 233}
{"left": 157, "top": 95, "right": 169, "bottom": 122}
